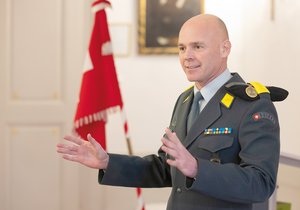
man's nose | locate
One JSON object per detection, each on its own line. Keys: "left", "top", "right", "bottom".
{"left": 184, "top": 48, "right": 194, "bottom": 60}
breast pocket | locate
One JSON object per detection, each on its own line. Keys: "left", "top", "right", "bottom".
{"left": 198, "top": 135, "right": 234, "bottom": 153}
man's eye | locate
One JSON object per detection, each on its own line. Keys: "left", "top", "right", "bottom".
{"left": 195, "top": 45, "right": 203, "bottom": 50}
{"left": 178, "top": 46, "right": 185, "bottom": 52}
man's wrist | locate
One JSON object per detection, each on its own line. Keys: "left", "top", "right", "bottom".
{"left": 189, "top": 157, "right": 199, "bottom": 178}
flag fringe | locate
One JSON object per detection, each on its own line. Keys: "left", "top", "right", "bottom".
{"left": 74, "top": 105, "right": 121, "bottom": 129}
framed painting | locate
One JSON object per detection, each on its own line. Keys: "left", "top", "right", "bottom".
{"left": 138, "top": 0, "right": 205, "bottom": 54}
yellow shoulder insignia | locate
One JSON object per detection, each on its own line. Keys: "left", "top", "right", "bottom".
{"left": 225, "top": 82, "right": 289, "bottom": 102}
{"left": 249, "top": 82, "right": 270, "bottom": 95}
{"left": 183, "top": 85, "right": 194, "bottom": 93}
{"left": 221, "top": 93, "right": 235, "bottom": 108}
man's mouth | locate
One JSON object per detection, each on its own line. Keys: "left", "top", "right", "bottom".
{"left": 185, "top": 65, "right": 200, "bottom": 69}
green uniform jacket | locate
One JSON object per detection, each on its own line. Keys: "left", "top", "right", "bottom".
{"left": 99, "top": 73, "right": 280, "bottom": 210}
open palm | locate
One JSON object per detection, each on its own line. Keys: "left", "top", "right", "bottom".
{"left": 57, "top": 133, "right": 109, "bottom": 169}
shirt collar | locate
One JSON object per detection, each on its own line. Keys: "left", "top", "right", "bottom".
{"left": 193, "top": 69, "right": 232, "bottom": 103}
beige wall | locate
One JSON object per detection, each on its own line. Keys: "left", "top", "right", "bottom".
{"left": 1, "top": 0, "right": 300, "bottom": 210}
{"left": 277, "top": 161, "right": 300, "bottom": 210}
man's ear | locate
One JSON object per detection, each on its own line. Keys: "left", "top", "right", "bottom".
{"left": 220, "top": 40, "right": 231, "bottom": 57}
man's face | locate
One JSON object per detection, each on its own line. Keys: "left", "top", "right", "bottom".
{"left": 178, "top": 21, "right": 228, "bottom": 89}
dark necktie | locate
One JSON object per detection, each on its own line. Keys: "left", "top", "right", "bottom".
{"left": 187, "top": 91, "right": 203, "bottom": 131}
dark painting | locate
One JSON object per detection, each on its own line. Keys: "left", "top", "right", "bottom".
{"left": 139, "top": 0, "right": 204, "bottom": 54}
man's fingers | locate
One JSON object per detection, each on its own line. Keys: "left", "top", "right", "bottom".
{"left": 62, "top": 154, "right": 79, "bottom": 162}
{"left": 161, "top": 128, "right": 181, "bottom": 158}
{"left": 165, "top": 127, "right": 173, "bottom": 136}
{"left": 164, "top": 128, "right": 180, "bottom": 143}
{"left": 161, "top": 132, "right": 180, "bottom": 150}
{"left": 161, "top": 138, "right": 177, "bottom": 156}
{"left": 166, "top": 158, "right": 176, "bottom": 167}
{"left": 57, "top": 143, "right": 78, "bottom": 151}
{"left": 161, "top": 137, "right": 174, "bottom": 148}
{"left": 161, "top": 145, "right": 168, "bottom": 153}
{"left": 87, "top": 134, "right": 104, "bottom": 151}
{"left": 57, "top": 144, "right": 78, "bottom": 155}
{"left": 64, "top": 134, "right": 83, "bottom": 145}
{"left": 164, "top": 128, "right": 173, "bottom": 141}
{"left": 161, "top": 144, "right": 178, "bottom": 159}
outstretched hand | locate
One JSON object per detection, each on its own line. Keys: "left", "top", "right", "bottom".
{"left": 56, "top": 133, "right": 109, "bottom": 169}
{"left": 161, "top": 128, "right": 198, "bottom": 178}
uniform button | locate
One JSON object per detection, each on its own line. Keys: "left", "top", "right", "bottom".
{"left": 176, "top": 187, "right": 182, "bottom": 193}
{"left": 210, "top": 158, "right": 221, "bottom": 164}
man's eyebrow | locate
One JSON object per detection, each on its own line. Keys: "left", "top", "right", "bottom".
{"left": 178, "top": 42, "right": 204, "bottom": 46}
{"left": 191, "top": 41, "right": 204, "bottom": 45}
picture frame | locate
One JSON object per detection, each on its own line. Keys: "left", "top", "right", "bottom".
{"left": 109, "top": 23, "right": 131, "bottom": 57}
{"left": 138, "top": 0, "right": 205, "bottom": 54}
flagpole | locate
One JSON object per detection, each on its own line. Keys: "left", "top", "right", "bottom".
{"left": 121, "top": 107, "right": 145, "bottom": 210}
{"left": 120, "top": 106, "right": 134, "bottom": 155}
{"left": 126, "top": 137, "right": 133, "bottom": 155}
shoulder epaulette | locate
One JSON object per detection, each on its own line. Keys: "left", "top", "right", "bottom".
{"left": 225, "top": 82, "right": 288, "bottom": 102}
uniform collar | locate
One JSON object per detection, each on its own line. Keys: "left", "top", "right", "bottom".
{"left": 193, "top": 69, "right": 232, "bottom": 104}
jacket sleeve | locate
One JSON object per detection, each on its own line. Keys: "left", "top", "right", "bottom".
{"left": 187, "top": 96, "right": 280, "bottom": 203}
{"left": 98, "top": 95, "right": 185, "bottom": 188}
{"left": 98, "top": 151, "right": 172, "bottom": 188}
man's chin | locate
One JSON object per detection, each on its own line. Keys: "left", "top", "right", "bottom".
{"left": 186, "top": 76, "right": 199, "bottom": 83}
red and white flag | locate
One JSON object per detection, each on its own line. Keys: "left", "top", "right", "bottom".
{"left": 74, "top": 0, "right": 122, "bottom": 149}
{"left": 74, "top": 1, "right": 145, "bottom": 209}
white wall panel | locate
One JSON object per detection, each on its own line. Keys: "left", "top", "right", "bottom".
{"left": 9, "top": 0, "right": 63, "bottom": 101}
{"left": 0, "top": 0, "right": 8, "bottom": 208}
{"left": 7, "top": 125, "right": 62, "bottom": 210}
{"left": 1, "top": 0, "right": 89, "bottom": 209}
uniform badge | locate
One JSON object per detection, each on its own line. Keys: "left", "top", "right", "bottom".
{"left": 221, "top": 93, "right": 235, "bottom": 109}
{"left": 204, "top": 127, "right": 232, "bottom": 135}
{"left": 245, "top": 86, "right": 258, "bottom": 98}
{"left": 252, "top": 112, "right": 276, "bottom": 124}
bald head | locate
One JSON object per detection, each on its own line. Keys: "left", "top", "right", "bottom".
{"left": 178, "top": 14, "right": 232, "bottom": 89}
{"left": 179, "top": 14, "right": 229, "bottom": 43}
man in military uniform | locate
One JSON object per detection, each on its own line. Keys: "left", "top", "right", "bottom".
{"left": 57, "top": 14, "right": 287, "bottom": 210}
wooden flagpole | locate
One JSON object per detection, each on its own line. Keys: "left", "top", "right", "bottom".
{"left": 121, "top": 107, "right": 145, "bottom": 210}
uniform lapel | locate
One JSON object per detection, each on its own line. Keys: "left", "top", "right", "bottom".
{"left": 173, "top": 90, "right": 194, "bottom": 142}
{"left": 183, "top": 73, "right": 244, "bottom": 148}
{"left": 183, "top": 91, "right": 222, "bottom": 148}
